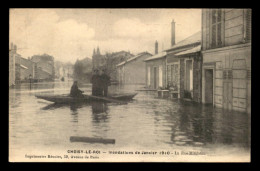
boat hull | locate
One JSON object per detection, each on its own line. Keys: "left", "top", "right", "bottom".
{"left": 36, "top": 93, "right": 137, "bottom": 104}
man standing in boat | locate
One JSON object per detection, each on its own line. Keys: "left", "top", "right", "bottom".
{"left": 91, "top": 69, "right": 103, "bottom": 96}
{"left": 91, "top": 69, "right": 99, "bottom": 96}
{"left": 70, "top": 81, "right": 84, "bottom": 97}
{"left": 100, "top": 68, "right": 111, "bottom": 97}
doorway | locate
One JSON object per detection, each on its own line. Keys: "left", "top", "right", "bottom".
{"left": 205, "top": 69, "right": 213, "bottom": 104}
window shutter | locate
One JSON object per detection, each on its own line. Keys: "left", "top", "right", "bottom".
{"left": 223, "top": 70, "right": 232, "bottom": 80}
{"left": 167, "top": 65, "right": 171, "bottom": 85}
{"left": 212, "top": 25, "right": 216, "bottom": 48}
{"left": 211, "top": 9, "right": 222, "bottom": 49}
{"left": 223, "top": 70, "right": 227, "bottom": 79}
{"left": 228, "top": 70, "right": 232, "bottom": 79}
{"left": 247, "top": 70, "right": 251, "bottom": 80}
{"left": 212, "top": 10, "right": 217, "bottom": 24}
{"left": 217, "top": 23, "right": 222, "bottom": 46}
{"left": 217, "top": 9, "right": 222, "bottom": 22}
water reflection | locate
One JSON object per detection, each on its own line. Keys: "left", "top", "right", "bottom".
{"left": 166, "top": 101, "right": 250, "bottom": 149}
{"left": 41, "top": 101, "right": 109, "bottom": 124}
{"left": 70, "top": 104, "right": 80, "bottom": 123}
{"left": 91, "top": 102, "right": 109, "bottom": 123}
{"left": 9, "top": 82, "right": 250, "bottom": 153}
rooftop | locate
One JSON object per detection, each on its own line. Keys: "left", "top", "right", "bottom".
{"left": 143, "top": 51, "right": 167, "bottom": 62}
{"left": 166, "top": 31, "right": 201, "bottom": 51}
{"left": 174, "top": 45, "right": 201, "bottom": 56}
{"left": 117, "top": 52, "right": 152, "bottom": 67}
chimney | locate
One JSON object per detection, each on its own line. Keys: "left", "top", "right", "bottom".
{"left": 155, "top": 40, "right": 158, "bottom": 54}
{"left": 171, "top": 19, "right": 176, "bottom": 46}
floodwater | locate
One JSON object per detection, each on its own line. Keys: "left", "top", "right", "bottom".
{"left": 9, "top": 80, "right": 251, "bottom": 161}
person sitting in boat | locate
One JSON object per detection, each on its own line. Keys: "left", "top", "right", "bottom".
{"left": 70, "top": 81, "right": 84, "bottom": 97}
{"left": 91, "top": 69, "right": 102, "bottom": 96}
{"left": 100, "top": 69, "right": 111, "bottom": 97}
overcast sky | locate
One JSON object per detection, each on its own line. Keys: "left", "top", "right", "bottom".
{"left": 10, "top": 8, "right": 201, "bottom": 63}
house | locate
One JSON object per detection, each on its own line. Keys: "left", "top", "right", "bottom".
{"left": 201, "top": 9, "right": 251, "bottom": 113}
{"left": 92, "top": 47, "right": 134, "bottom": 82}
{"left": 31, "top": 54, "right": 55, "bottom": 80}
{"left": 36, "top": 67, "right": 53, "bottom": 81}
{"left": 15, "top": 54, "right": 37, "bottom": 83}
{"left": 165, "top": 31, "right": 202, "bottom": 102}
{"left": 116, "top": 52, "right": 152, "bottom": 85}
{"left": 144, "top": 19, "right": 203, "bottom": 103}
{"left": 144, "top": 51, "right": 167, "bottom": 89}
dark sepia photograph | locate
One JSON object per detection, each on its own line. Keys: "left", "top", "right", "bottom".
{"left": 9, "top": 8, "right": 251, "bottom": 162}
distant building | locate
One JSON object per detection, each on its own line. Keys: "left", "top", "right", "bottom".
{"left": 92, "top": 47, "right": 134, "bottom": 81}
{"left": 55, "top": 61, "right": 74, "bottom": 80}
{"left": 10, "top": 45, "right": 55, "bottom": 83}
{"left": 15, "top": 55, "right": 37, "bottom": 82}
{"left": 73, "top": 57, "right": 93, "bottom": 81}
{"left": 31, "top": 54, "right": 55, "bottom": 81}
{"left": 9, "top": 43, "right": 16, "bottom": 86}
{"left": 54, "top": 61, "right": 63, "bottom": 79}
{"left": 201, "top": 9, "right": 251, "bottom": 113}
{"left": 13, "top": 46, "right": 37, "bottom": 84}
{"left": 116, "top": 52, "right": 152, "bottom": 85}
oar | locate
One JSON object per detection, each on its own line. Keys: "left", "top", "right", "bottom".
{"left": 84, "top": 94, "right": 127, "bottom": 104}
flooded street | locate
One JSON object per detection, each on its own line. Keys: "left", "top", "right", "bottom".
{"left": 9, "top": 81, "right": 250, "bottom": 161}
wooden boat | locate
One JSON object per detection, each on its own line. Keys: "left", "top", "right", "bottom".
{"left": 35, "top": 93, "right": 137, "bottom": 104}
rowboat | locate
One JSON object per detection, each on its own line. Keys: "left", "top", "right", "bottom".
{"left": 35, "top": 93, "right": 137, "bottom": 104}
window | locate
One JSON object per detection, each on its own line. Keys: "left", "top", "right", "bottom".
{"left": 223, "top": 70, "right": 232, "bottom": 80}
{"left": 245, "top": 9, "right": 251, "bottom": 42}
{"left": 167, "top": 65, "right": 171, "bottom": 85}
{"left": 159, "top": 65, "right": 163, "bottom": 87}
{"left": 211, "top": 9, "right": 223, "bottom": 48}
{"left": 167, "top": 64, "right": 179, "bottom": 90}
{"left": 147, "top": 66, "right": 150, "bottom": 86}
